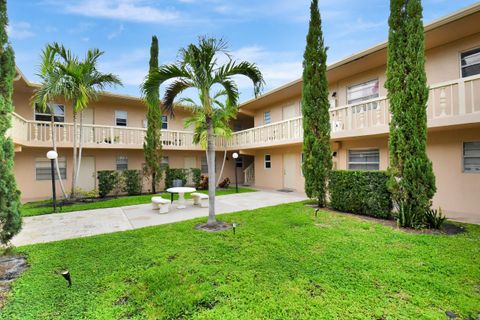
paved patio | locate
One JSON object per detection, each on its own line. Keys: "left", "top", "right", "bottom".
{"left": 13, "top": 190, "right": 308, "bottom": 246}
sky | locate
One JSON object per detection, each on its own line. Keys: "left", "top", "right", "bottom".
{"left": 7, "top": 0, "right": 479, "bottom": 103}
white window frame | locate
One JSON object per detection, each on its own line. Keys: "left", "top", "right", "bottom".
{"left": 161, "top": 115, "right": 168, "bottom": 130}
{"left": 34, "top": 103, "right": 65, "bottom": 123}
{"left": 264, "top": 154, "right": 272, "bottom": 169}
{"left": 116, "top": 156, "right": 128, "bottom": 171}
{"left": 264, "top": 111, "right": 271, "bottom": 125}
{"left": 460, "top": 47, "right": 480, "bottom": 78}
{"left": 347, "top": 149, "right": 380, "bottom": 171}
{"left": 35, "top": 156, "right": 67, "bottom": 180}
{"left": 115, "top": 110, "right": 128, "bottom": 127}
{"left": 463, "top": 141, "right": 480, "bottom": 173}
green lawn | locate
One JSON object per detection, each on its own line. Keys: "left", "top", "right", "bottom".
{"left": 3, "top": 202, "right": 479, "bottom": 319}
{"left": 21, "top": 187, "right": 256, "bottom": 217}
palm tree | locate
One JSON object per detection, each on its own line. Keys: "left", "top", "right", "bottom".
{"left": 33, "top": 43, "right": 122, "bottom": 198}
{"left": 143, "top": 37, "right": 264, "bottom": 225}
{"left": 183, "top": 90, "right": 237, "bottom": 185}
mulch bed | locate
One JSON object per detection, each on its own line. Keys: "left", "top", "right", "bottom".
{"left": 195, "top": 221, "right": 232, "bottom": 232}
{"left": 0, "top": 255, "right": 28, "bottom": 308}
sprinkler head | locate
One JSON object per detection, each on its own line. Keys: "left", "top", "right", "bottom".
{"left": 61, "top": 270, "right": 72, "bottom": 287}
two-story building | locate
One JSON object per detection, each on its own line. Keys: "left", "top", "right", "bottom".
{"left": 7, "top": 3, "right": 480, "bottom": 221}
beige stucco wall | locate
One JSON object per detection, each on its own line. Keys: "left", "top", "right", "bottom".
{"left": 14, "top": 148, "right": 240, "bottom": 201}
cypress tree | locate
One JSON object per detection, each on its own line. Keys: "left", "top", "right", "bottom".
{"left": 385, "top": 0, "right": 436, "bottom": 227}
{"left": 143, "top": 36, "right": 163, "bottom": 194}
{"left": 0, "top": 0, "right": 22, "bottom": 244}
{"left": 301, "top": 0, "right": 332, "bottom": 207}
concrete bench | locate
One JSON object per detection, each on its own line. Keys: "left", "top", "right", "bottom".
{"left": 191, "top": 193, "right": 209, "bottom": 208}
{"left": 152, "top": 196, "right": 170, "bottom": 213}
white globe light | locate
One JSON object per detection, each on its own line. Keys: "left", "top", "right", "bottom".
{"left": 232, "top": 152, "right": 239, "bottom": 159}
{"left": 46, "top": 150, "right": 58, "bottom": 160}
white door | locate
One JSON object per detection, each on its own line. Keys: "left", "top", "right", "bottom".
{"left": 184, "top": 157, "right": 196, "bottom": 186}
{"left": 77, "top": 156, "right": 96, "bottom": 192}
{"left": 283, "top": 104, "right": 296, "bottom": 120}
{"left": 283, "top": 153, "right": 296, "bottom": 190}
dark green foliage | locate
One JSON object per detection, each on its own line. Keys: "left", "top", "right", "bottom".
{"left": 190, "top": 168, "right": 201, "bottom": 188}
{"left": 97, "top": 170, "right": 120, "bottom": 198}
{"left": 385, "top": 0, "right": 436, "bottom": 227}
{"left": 143, "top": 35, "right": 163, "bottom": 193}
{"left": 329, "top": 171, "right": 392, "bottom": 218}
{"left": 0, "top": 0, "right": 22, "bottom": 244}
{"left": 424, "top": 207, "right": 446, "bottom": 229}
{"left": 301, "top": 0, "right": 332, "bottom": 207}
{"left": 121, "top": 170, "right": 143, "bottom": 195}
{"left": 165, "top": 167, "right": 187, "bottom": 189}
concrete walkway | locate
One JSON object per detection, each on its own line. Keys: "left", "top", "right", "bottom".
{"left": 13, "top": 190, "right": 308, "bottom": 246}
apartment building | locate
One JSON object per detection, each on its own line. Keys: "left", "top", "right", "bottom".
{"left": 7, "top": 4, "right": 480, "bottom": 220}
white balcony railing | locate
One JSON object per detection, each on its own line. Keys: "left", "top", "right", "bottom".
{"left": 8, "top": 76, "right": 480, "bottom": 150}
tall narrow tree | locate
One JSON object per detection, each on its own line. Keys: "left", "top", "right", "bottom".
{"left": 143, "top": 35, "right": 163, "bottom": 194}
{"left": 301, "top": 0, "right": 332, "bottom": 207}
{"left": 0, "top": 0, "right": 22, "bottom": 244}
{"left": 385, "top": 0, "right": 436, "bottom": 227}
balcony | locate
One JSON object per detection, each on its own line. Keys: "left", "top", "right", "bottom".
{"left": 8, "top": 113, "right": 228, "bottom": 151}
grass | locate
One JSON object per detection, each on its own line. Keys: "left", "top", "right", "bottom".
{"left": 4, "top": 202, "right": 480, "bottom": 319}
{"left": 21, "top": 187, "right": 256, "bottom": 217}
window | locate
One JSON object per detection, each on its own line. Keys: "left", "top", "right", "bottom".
{"left": 115, "top": 111, "right": 127, "bottom": 127}
{"left": 160, "top": 156, "right": 169, "bottom": 169}
{"left": 201, "top": 157, "right": 208, "bottom": 173}
{"left": 347, "top": 79, "right": 379, "bottom": 105}
{"left": 463, "top": 141, "right": 480, "bottom": 172}
{"left": 264, "top": 154, "right": 271, "bottom": 169}
{"left": 35, "top": 157, "right": 66, "bottom": 180}
{"left": 348, "top": 149, "right": 380, "bottom": 170}
{"left": 264, "top": 111, "right": 271, "bottom": 125}
{"left": 461, "top": 47, "right": 480, "bottom": 78}
{"left": 116, "top": 156, "right": 128, "bottom": 171}
{"left": 235, "top": 156, "right": 243, "bottom": 168}
{"left": 34, "top": 103, "right": 65, "bottom": 122}
{"left": 161, "top": 115, "right": 168, "bottom": 129}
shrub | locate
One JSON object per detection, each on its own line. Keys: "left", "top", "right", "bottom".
{"left": 165, "top": 167, "right": 188, "bottom": 189}
{"left": 121, "top": 170, "right": 143, "bottom": 195}
{"left": 424, "top": 207, "right": 446, "bottom": 229}
{"left": 190, "top": 168, "right": 201, "bottom": 188}
{"left": 329, "top": 170, "right": 392, "bottom": 218}
{"left": 218, "top": 177, "right": 230, "bottom": 188}
{"left": 198, "top": 175, "right": 208, "bottom": 190}
{"left": 97, "top": 171, "right": 120, "bottom": 198}
{"left": 397, "top": 201, "right": 423, "bottom": 228}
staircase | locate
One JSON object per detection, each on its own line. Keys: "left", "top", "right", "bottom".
{"left": 243, "top": 163, "right": 255, "bottom": 186}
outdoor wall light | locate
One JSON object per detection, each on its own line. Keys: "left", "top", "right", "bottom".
{"left": 61, "top": 270, "right": 72, "bottom": 287}
{"left": 331, "top": 91, "right": 337, "bottom": 97}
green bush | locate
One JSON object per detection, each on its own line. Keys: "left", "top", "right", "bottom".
{"left": 121, "top": 170, "right": 143, "bottom": 195}
{"left": 165, "top": 167, "right": 188, "bottom": 189}
{"left": 97, "top": 171, "right": 120, "bottom": 198}
{"left": 190, "top": 168, "right": 201, "bottom": 188}
{"left": 329, "top": 170, "right": 392, "bottom": 218}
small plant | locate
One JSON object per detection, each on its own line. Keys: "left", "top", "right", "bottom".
{"left": 218, "top": 177, "right": 230, "bottom": 188}
{"left": 396, "top": 202, "right": 423, "bottom": 229}
{"left": 165, "top": 167, "right": 188, "bottom": 189}
{"left": 97, "top": 171, "right": 120, "bottom": 198}
{"left": 190, "top": 168, "right": 201, "bottom": 188}
{"left": 73, "top": 187, "right": 99, "bottom": 199}
{"left": 121, "top": 170, "right": 143, "bottom": 195}
{"left": 424, "top": 207, "right": 446, "bottom": 229}
{"left": 198, "top": 175, "right": 209, "bottom": 190}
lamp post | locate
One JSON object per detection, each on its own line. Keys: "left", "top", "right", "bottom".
{"left": 46, "top": 150, "right": 58, "bottom": 212}
{"left": 232, "top": 152, "right": 239, "bottom": 193}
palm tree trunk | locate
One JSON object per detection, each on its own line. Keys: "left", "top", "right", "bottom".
{"left": 71, "top": 111, "right": 78, "bottom": 199}
{"left": 206, "top": 116, "right": 216, "bottom": 224}
{"left": 50, "top": 114, "right": 68, "bottom": 199}
{"left": 216, "top": 148, "right": 227, "bottom": 186}
{"left": 74, "top": 110, "right": 84, "bottom": 188}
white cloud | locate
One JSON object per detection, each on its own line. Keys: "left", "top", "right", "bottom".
{"left": 7, "top": 22, "right": 35, "bottom": 39}
{"left": 99, "top": 48, "right": 150, "bottom": 86}
{"left": 58, "top": 0, "right": 182, "bottom": 24}
{"left": 107, "top": 24, "right": 125, "bottom": 39}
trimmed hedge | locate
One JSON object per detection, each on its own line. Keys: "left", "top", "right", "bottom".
{"left": 97, "top": 170, "right": 120, "bottom": 198}
{"left": 121, "top": 170, "right": 143, "bottom": 195}
{"left": 165, "top": 167, "right": 188, "bottom": 189}
{"left": 329, "top": 170, "right": 392, "bottom": 218}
